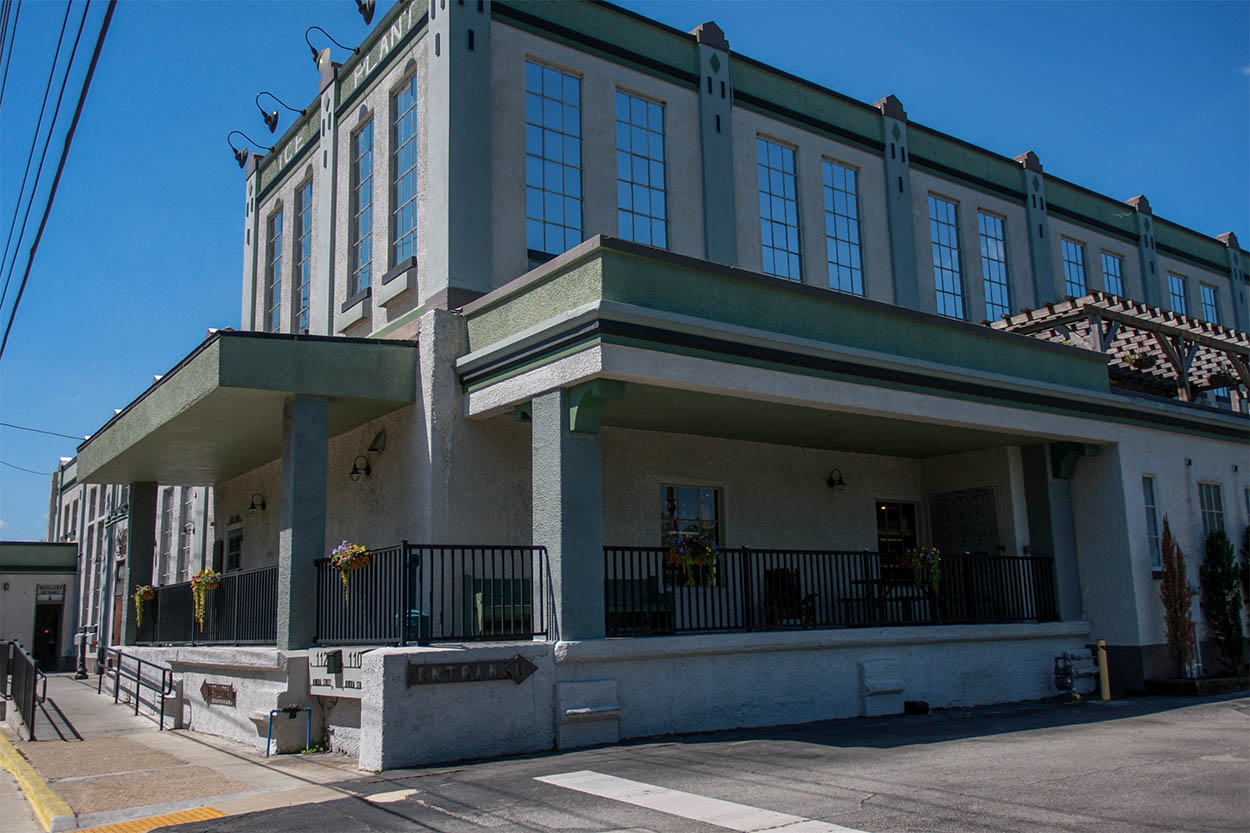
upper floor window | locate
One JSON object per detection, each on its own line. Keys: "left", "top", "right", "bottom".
{"left": 1142, "top": 475, "right": 1161, "bottom": 570}
{"left": 293, "top": 181, "right": 312, "bottom": 334}
{"left": 1198, "top": 482, "right": 1224, "bottom": 538}
{"left": 159, "top": 487, "right": 175, "bottom": 579}
{"left": 349, "top": 121, "right": 375, "bottom": 297}
{"left": 1168, "top": 273, "right": 1188, "bottom": 315}
{"left": 757, "top": 138, "right": 801, "bottom": 281}
{"left": 615, "top": 91, "right": 666, "bottom": 248}
{"left": 822, "top": 160, "right": 862, "bottom": 295}
{"left": 1061, "top": 238, "right": 1086, "bottom": 297}
{"left": 1101, "top": 252, "right": 1124, "bottom": 297}
{"left": 1199, "top": 283, "right": 1220, "bottom": 324}
{"left": 265, "top": 209, "right": 283, "bottom": 333}
{"left": 391, "top": 74, "right": 419, "bottom": 266}
{"left": 977, "top": 211, "right": 1010, "bottom": 320}
{"left": 928, "top": 195, "right": 964, "bottom": 318}
{"left": 525, "top": 61, "right": 582, "bottom": 260}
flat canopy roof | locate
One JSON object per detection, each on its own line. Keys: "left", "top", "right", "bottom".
{"left": 76, "top": 331, "right": 418, "bottom": 485}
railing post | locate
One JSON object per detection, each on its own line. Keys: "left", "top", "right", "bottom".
{"left": 740, "top": 547, "right": 753, "bottom": 631}
{"left": 399, "top": 539, "right": 410, "bottom": 646}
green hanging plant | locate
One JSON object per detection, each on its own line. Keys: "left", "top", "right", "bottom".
{"left": 133, "top": 585, "right": 155, "bottom": 629}
{"left": 191, "top": 568, "right": 221, "bottom": 630}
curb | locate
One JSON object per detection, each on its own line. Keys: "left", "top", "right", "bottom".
{"left": 0, "top": 731, "right": 76, "bottom": 832}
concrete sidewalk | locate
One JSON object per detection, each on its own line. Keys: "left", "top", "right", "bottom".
{"left": 2, "top": 673, "right": 373, "bottom": 832}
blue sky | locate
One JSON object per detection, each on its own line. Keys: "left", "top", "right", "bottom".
{"left": 0, "top": 0, "right": 1246, "bottom": 541}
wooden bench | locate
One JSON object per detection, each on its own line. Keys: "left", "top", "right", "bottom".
{"left": 605, "top": 578, "right": 675, "bottom": 634}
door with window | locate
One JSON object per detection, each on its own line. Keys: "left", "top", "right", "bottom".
{"left": 876, "top": 502, "right": 917, "bottom": 553}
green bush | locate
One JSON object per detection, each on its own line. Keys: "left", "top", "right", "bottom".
{"left": 1199, "top": 529, "right": 1246, "bottom": 674}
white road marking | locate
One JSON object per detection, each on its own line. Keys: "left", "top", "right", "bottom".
{"left": 363, "top": 788, "right": 419, "bottom": 803}
{"left": 535, "top": 770, "right": 869, "bottom": 833}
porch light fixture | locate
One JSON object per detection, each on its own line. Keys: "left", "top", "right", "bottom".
{"left": 350, "top": 455, "right": 372, "bottom": 481}
{"left": 227, "top": 130, "right": 272, "bottom": 169}
{"left": 248, "top": 493, "right": 266, "bottom": 513}
{"left": 826, "top": 468, "right": 847, "bottom": 491}
{"left": 255, "top": 92, "right": 305, "bottom": 134}
{"left": 356, "top": 0, "right": 376, "bottom": 25}
{"left": 305, "top": 26, "right": 359, "bottom": 67}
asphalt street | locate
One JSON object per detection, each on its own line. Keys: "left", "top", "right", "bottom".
{"left": 154, "top": 694, "right": 1250, "bottom": 833}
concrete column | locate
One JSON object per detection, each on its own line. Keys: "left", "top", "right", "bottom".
{"left": 691, "top": 22, "right": 736, "bottom": 266}
{"left": 424, "top": 0, "right": 493, "bottom": 309}
{"left": 1020, "top": 446, "right": 1083, "bottom": 624}
{"left": 1128, "top": 196, "right": 1161, "bottom": 308}
{"left": 277, "top": 395, "right": 329, "bottom": 650}
{"left": 119, "top": 482, "right": 157, "bottom": 645}
{"left": 309, "top": 72, "right": 340, "bottom": 336}
{"left": 1217, "top": 232, "right": 1247, "bottom": 332}
{"left": 875, "top": 95, "right": 919, "bottom": 309}
{"left": 531, "top": 388, "right": 606, "bottom": 641}
{"left": 416, "top": 308, "right": 467, "bottom": 542}
{"left": 240, "top": 156, "right": 263, "bottom": 330}
{"left": 1015, "top": 151, "right": 1055, "bottom": 308}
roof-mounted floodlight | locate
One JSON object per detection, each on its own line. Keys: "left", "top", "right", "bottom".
{"left": 304, "top": 26, "right": 358, "bottom": 67}
{"left": 255, "top": 92, "right": 306, "bottom": 134}
{"left": 227, "top": 130, "right": 273, "bottom": 169}
{"left": 356, "top": 0, "right": 376, "bottom": 25}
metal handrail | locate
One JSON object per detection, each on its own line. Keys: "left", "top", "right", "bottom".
{"left": 4, "top": 640, "right": 45, "bottom": 738}
{"left": 97, "top": 646, "right": 174, "bottom": 730}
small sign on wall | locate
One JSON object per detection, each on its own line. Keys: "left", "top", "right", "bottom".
{"left": 309, "top": 647, "right": 372, "bottom": 699}
{"left": 200, "top": 681, "right": 237, "bottom": 707}
{"left": 36, "top": 584, "right": 65, "bottom": 603}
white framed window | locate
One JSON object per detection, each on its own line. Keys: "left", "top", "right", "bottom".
{"left": 1101, "top": 252, "right": 1124, "bottom": 296}
{"left": 159, "top": 487, "right": 174, "bottom": 583}
{"left": 1167, "top": 273, "right": 1188, "bottom": 315}
{"left": 928, "top": 195, "right": 964, "bottom": 318}
{"left": 822, "top": 159, "right": 862, "bottom": 295}
{"left": 178, "top": 487, "right": 194, "bottom": 579}
{"left": 525, "top": 61, "right": 582, "bottom": 260}
{"left": 615, "top": 91, "right": 666, "bottom": 248}
{"left": 977, "top": 211, "right": 1010, "bottom": 320}
{"left": 264, "top": 209, "right": 283, "bottom": 332}
{"left": 1199, "top": 283, "right": 1220, "bottom": 324}
{"left": 391, "top": 74, "right": 418, "bottom": 266}
{"left": 293, "top": 181, "right": 312, "bottom": 334}
{"left": 1061, "top": 238, "right": 1086, "bottom": 297}
{"left": 1198, "top": 482, "right": 1224, "bottom": 538}
{"left": 757, "top": 137, "right": 801, "bottom": 281}
{"left": 1142, "top": 475, "right": 1161, "bottom": 570}
{"left": 349, "top": 120, "right": 374, "bottom": 296}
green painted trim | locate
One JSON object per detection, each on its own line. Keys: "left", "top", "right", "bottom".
{"left": 732, "top": 96, "right": 882, "bottom": 156}
{"left": 256, "top": 136, "right": 319, "bottom": 204}
{"left": 1046, "top": 203, "right": 1140, "bottom": 247}
{"left": 373, "top": 305, "right": 425, "bottom": 338}
{"left": 908, "top": 155, "right": 1025, "bottom": 202}
{"left": 336, "top": 18, "right": 428, "bottom": 118}
{"left": 1155, "top": 242, "right": 1233, "bottom": 277}
{"left": 514, "top": 403, "right": 532, "bottom": 421}
{"left": 568, "top": 379, "right": 625, "bottom": 432}
{"left": 1050, "top": 441, "right": 1099, "bottom": 479}
{"left": 336, "top": 0, "right": 429, "bottom": 113}
{"left": 464, "top": 334, "right": 602, "bottom": 392}
{"left": 255, "top": 100, "right": 322, "bottom": 195}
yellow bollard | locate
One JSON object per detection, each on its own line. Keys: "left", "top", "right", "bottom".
{"left": 1096, "top": 639, "right": 1111, "bottom": 701}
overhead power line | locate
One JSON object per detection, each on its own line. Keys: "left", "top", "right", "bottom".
{"left": 0, "top": 0, "right": 117, "bottom": 361}
{"left": 1, "top": 458, "right": 48, "bottom": 476}
{"left": 0, "top": 420, "right": 83, "bottom": 440}
{"left": 0, "top": 0, "right": 21, "bottom": 111}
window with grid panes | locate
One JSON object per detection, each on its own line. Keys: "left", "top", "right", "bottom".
{"left": 264, "top": 210, "right": 283, "bottom": 332}
{"left": 757, "top": 138, "right": 801, "bottom": 281}
{"left": 349, "top": 121, "right": 374, "bottom": 296}
{"left": 928, "top": 196, "right": 964, "bottom": 318}
{"left": 822, "top": 160, "right": 862, "bottom": 294}
{"left": 293, "top": 181, "right": 312, "bottom": 333}
{"left": 525, "top": 62, "right": 582, "bottom": 260}
{"left": 1168, "top": 273, "right": 1188, "bottom": 315}
{"left": 1199, "top": 283, "right": 1220, "bottom": 324}
{"left": 159, "top": 488, "right": 174, "bottom": 582}
{"left": 178, "top": 487, "right": 193, "bottom": 578}
{"left": 1061, "top": 239, "right": 1086, "bottom": 297}
{"left": 1101, "top": 252, "right": 1124, "bottom": 296}
{"left": 615, "top": 91, "right": 666, "bottom": 248}
{"left": 1142, "top": 476, "right": 1161, "bottom": 570}
{"left": 660, "top": 485, "right": 720, "bottom": 548}
{"left": 1199, "top": 482, "right": 1224, "bottom": 538}
{"left": 391, "top": 74, "right": 418, "bottom": 265}
{"left": 978, "top": 212, "right": 1010, "bottom": 320}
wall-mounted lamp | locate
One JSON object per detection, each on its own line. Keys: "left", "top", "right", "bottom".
{"left": 248, "top": 493, "right": 266, "bottom": 513}
{"left": 350, "top": 455, "right": 372, "bottom": 481}
{"left": 356, "top": 0, "right": 376, "bottom": 25}
{"left": 826, "top": 468, "right": 847, "bottom": 491}
{"left": 227, "top": 130, "right": 272, "bottom": 169}
{"left": 305, "top": 26, "right": 359, "bottom": 67}
{"left": 255, "top": 91, "right": 305, "bottom": 134}
{"left": 367, "top": 430, "right": 387, "bottom": 454}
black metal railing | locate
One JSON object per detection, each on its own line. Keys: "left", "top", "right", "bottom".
{"left": 5, "top": 641, "right": 46, "bottom": 739}
{"left": 604, "top": 547, "right": 1058, "bottom": 636}
{"left": 97, "top": 647, "right": 175, "bottom": 730}
{"left": 0, "top": 639, "right": 10, "bottom": 699}
{"left": 139, "top": 566, "right": 279, "bottom": 645}
{"left": 315, "top": 543, "right": 550, "bottom": 645}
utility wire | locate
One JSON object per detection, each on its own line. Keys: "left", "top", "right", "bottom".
{"left": 0, "top": 1, "right": 12, "bottom": 67}
{"left": 0, "top": 0, "right": 75, "bottom": 310}
{"left": 0, "top": 0, "right": 115, "bottom": 361}
{"left": 1, "top": 458, "right": 49, "bottom": 476}
{"left": 0, "top": 0, "right": 20, "bottom": 111}
{"left": 0, "top": 420, "right": 83, "bottom": 440}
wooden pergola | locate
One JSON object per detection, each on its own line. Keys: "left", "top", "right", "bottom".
{"left": 990, "top": 292, "right": 1250, "bottom": 406}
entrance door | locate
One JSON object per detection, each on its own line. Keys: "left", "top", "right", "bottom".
{"left": 112, "top": 594, "right": 124, "bottom": 645}
{"left": 33, "top": 604, "right": 61, "bottom": 668}
{"left": 876, "top": 502, "right": 917, "bottom": 553}
{"left": 929, "top": 487, "right": 1000, "bottom": 555}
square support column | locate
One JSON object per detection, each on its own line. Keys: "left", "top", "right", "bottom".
{"left": 119, "top": 482, "right": 157, "bottom": 645}
{"left": 531, "top": 388, "right": 606, "bottom": 641}
{"left": 276, "top": 394, "right": 329, "bottom": 650}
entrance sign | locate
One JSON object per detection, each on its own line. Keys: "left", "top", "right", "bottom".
{"left": 200, "top": 681, "right": 237, "bottom": 706}
{"left": 36, "top": 584, "right": 65, "bottom": 602}
{"left": 310, "top": 647, "right": 371, "bottom": 698}
{"left": 406, "top": 654, "right": 538, "bottom": 688}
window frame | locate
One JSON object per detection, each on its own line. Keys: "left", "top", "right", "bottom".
{"left": 822, "top": 157, "right": 863, "bottom": 295}
{"left": 1060, "top": 237, "right": 1087, "bottom": 298}
{"left": 756, "top": 135, "right": 802, "bottom": 282}
{"left": 292, "top": 179, "right": 313, "bottom": 334}
{"left": 1100, "top": 251, "right": 1125, "bottom": 297}
{"left": 1199, "top": 283, "right": 1220, "bottom": 324}
{"left": 928, "top": 193, "right": 965, "bottom": 319}
{"left": 390, "top": 71, "right": 419, "bottom": 268}
{"left": 977, "top": 209, "right": 1010, "bottom": 321}
{"left": 349, "top": 119, "right": 375, "bottom": 298}
{"left": 614, "top": 88, "right": 668, "bottom": 249}
{"left": 1198, "top": 481, "right": 1225, "bottom": 539}
{"left": 1142, "top": 475, "right": 1161, "bottom": 571}
{"left": 524, "top": 58, "right": 583, "bottom": 262}
{"left": 264, "top": 206, "right": 283, "bottom": 333}
{"left": 1167, "top": 272, "right": 1188, "bottom": 315}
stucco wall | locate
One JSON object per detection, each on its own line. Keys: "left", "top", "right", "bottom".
{"left": 0, "top": 572, "right": 77, "bottom": 667}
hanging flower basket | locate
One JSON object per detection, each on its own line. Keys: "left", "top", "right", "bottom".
{"left": 191, "top": 568, "right": 221, "bottom": 630}
{"left": 1208, "top": 370, "right": 1238, "bottom": 389}
{"left": 330, "top": 541, "right": 371, "bottom": 604}
{"left": 664, "top": 535, "right": 718, "bottom": 587}
{"left": 133, "top": 585, "right": 155, "bottom": 629}
{"left": 902, "top": 547, "right": 942, "bottom": 594}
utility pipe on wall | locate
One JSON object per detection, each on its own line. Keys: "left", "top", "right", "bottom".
{"left": 1096, "top": 639, "right": 1111, "bottom": 701}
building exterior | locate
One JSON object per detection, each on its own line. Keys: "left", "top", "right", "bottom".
{"left": 0, "top": 542, "right": 78, "bottom": 670}
{"left": 70, "top": 1, "right": 1245, "bottom": 767}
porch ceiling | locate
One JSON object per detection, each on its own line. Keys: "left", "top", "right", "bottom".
{"left": 600, "top": 384, "right": 1041, "bottom": 457}
{"left": 76, "top": 331, "right": 418, "bottom": 485}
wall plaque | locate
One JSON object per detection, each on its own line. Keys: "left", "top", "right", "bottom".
{"left": 200, "top": 681, "right": 237, "bottom": 706}
{"left": 309, "top": 647, "right": 371, "bottom": 699}
{"left": 406, "top": 654, "right": 538, "bottom": 688}
{"left": 36, "top": 584, "right": 65, "bottom": 603}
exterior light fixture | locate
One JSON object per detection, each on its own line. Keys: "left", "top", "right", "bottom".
{"left": 356, "top": 0, "right": 376, "bottom": 25}
{"left": 350, "top": 455, "right": 372, "bottom": 481}
{"left": 305, "top": 26, "right": 359, "bottom": 67}
{"left": 248, "top": 493, "right": 266, "bottom": 513}
{"left": 255, "top": 92, "right": 305, "bottom": 134}
{"left": 227, "top": 130, "right": 272, "bottom": 169}
{"left": 826, "top": 468, "right": 847, "bottom": 491}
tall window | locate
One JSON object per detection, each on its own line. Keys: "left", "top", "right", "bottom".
{"left": 1142, "top": 476, "right": 1161, "bottom": 570}
{"left": 1167, "top": 273, "right": 1188, "bottom": 315}
{"left": 525, "top": 61, "right": 582, "bottom": 259}
{"left": 349, "top": 121, "right": 374, "bottom": 297}
{"left": 822, "top": 160, "right": 862, "bottom": 294}
{"left": 1061, "top": 239, "right": 1086, "bottom": 297}
{"left": 264, "top": 210, "right": 283, "bottom": 332}
{"left": 615, "top": 91, "right": 666, "bottom": 248}
{"left": 1199, "top": 284, "right": 1220, "bottom": 324}
{"left": 178, "top": 487, "right": 193, "bottom": 579}
{"left": 1198, "top": 482, "right": 1225, "bottom": 538}
{"left": 293, "top": 182, "right": 312, "bottom": 333}
{"left": 977, "top": 211, "right": 1010, "bottom": 320}
{"left": 391, "top": 74, "right": 419, "bottom": 265}
{"left": 159, "top": 488, "right": 174, "bottom": 583}
{"left": 757, "top": 138, "right": 801, "bottom": 281}
{"left": 1101, "top": 252, "right": 1124, "bottom": 296}
{"left": 928, "top": 195, "right": 964, "bottom": 318}
{"left": 660, "top": 485, "right": 720, "bottom": 547}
